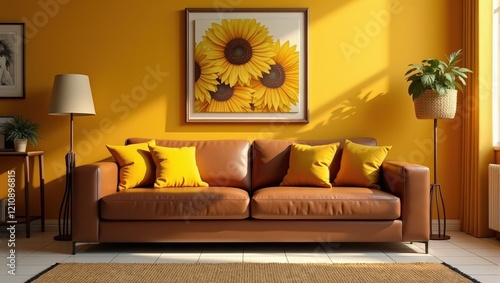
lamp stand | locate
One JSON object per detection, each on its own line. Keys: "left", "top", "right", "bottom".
{"left": 430, "top": 119, "right": 450, "bottom": 240}
{"left": 54, "top": 114, "right": 75, "bottom": 241}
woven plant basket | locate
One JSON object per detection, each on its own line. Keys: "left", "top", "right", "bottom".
{"left": 414, "top": 89, "right": 457, "bottom": 119}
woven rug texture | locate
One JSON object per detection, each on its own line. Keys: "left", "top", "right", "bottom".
{"left": 26, "top": 262, "right": 479, "bottom": 283}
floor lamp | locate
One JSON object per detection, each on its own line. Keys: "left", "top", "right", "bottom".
{"left": 48, "top": 74, "right": 96, "bottom": 241}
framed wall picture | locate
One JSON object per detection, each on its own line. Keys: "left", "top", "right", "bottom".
{"left": 185, "top": 8, "right": 309, "bottom": 123}
{"left": 0, "top": 116, "right": 14, "bottom": 151}
{"left": 0, "top": 23, "right": 25, "bottom": 99}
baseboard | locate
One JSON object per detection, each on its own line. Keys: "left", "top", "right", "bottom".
{"left": 432, "top": 219, "right": 460, "bottom": 232}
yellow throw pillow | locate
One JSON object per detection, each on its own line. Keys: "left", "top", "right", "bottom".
{"left": 280, "top": 143, "right": 340, "bottom": 188}
{"left": 334, "top": 139, "right": 391, "bottom": 188}
{"left": 149, "top": 145, "right": 208, "bottom": 188}
{"left": 106, "top": 140, "right": 156, "bottom": 190}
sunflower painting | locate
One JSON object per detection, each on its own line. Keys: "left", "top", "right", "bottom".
{"left": 186, "top": 9, "right": 308, "bottom": 123}
{"left": 251, "top": 40, "right": 300, "bottom": 112}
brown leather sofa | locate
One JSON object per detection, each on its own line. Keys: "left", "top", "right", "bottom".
{"left": 72, "top": 137, "right": 430, "bottom": 254}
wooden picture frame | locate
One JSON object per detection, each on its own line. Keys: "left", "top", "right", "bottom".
{"left": 185, "top": 8, "right": 309, "bottom": 123}
{"left": 0, "top": 23, "right": 25, "bottom": 99}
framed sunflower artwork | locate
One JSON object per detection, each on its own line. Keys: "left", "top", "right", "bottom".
{"left": 185, "top": 8, "right": 309, "bottom": 123}
{"left": 0, "top": 23, "right": 25, "bottom": 99}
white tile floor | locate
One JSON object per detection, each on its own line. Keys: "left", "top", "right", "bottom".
{"left": 0, "top": 230, "right": 498, "bottom": 283}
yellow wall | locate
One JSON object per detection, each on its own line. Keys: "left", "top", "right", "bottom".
{"left": 0, "top": 0, "right": 465, "bottom": 219}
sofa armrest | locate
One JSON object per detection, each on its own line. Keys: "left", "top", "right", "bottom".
{"left": 72, "top": 162, "right": 118, "bottom": 242}
{"left": 381, "top": 160, "right": 430, "bottom": 242}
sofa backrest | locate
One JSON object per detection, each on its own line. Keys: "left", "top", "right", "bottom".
{"left": 251, "top": 138, "right": 377, "bottom": 190}
{"left": 126, "top": 138, "right": 252, "bottom": 191}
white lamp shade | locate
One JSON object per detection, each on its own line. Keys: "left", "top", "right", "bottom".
{"left": 48, "top": 74, "right": 96, "bottom": 116}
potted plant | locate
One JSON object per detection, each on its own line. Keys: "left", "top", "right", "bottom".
{"left": 405, "top": 49, "right": 472, "bottom": 119}
{"left": 1, "top": 115, "right": 40, "bottom": 152}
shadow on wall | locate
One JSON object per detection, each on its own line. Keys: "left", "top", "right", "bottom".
{"left": 268, "top": 68, "right": 391, "bottom": 141}
{"left": 329, "top": 91, "right": 386, "bottom": 122}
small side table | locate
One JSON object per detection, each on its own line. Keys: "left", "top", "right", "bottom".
{"left": 0, "top": 151, "right": 45, "bottom": 238}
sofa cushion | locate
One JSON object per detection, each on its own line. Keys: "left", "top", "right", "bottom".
{"left": 251, "top": 187, "right": 400, "bottom": 220}
{"left": 100, "top": 187, "right": 250, "bottom": 220}
{"left": 149, "top": 145, "right": 208, "bottom": 188}
{"left": 252, "top": 138, "right": 377, "bottom": 190}
{"left": 334, "top": 139, "right": 391, "bottom": 189}
{"left": 280, "top": 142, "right": 339, "bottom": 188}
{"left": 127, "top": 138, "right": 252, "bottom": 191}
{"left": 106, "top": 140, "right": 156, "bottom": 190}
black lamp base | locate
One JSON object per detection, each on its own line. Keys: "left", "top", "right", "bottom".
{"left": 430, "top": 234, "right": 451, "bottom": 240}
{"left": 54, "top": 234, "right": 72, "bottom": 241}
{"left": 54, "top": 151, "right": 75, "bottom": 242}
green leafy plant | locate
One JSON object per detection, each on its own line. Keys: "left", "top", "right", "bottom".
{"left": 2, "top": 115, "right": 40, "bottom": 145}
{"left": 405, "top": 49, "right": 472, "bottom": 100}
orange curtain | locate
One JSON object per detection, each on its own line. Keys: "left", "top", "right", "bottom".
{"left": 460, "top": 0, "right": 493, "bottom": 237}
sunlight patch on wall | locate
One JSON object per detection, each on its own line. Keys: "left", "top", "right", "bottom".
{"left": 493, "top": 0, "right": 499, "bottom": 148}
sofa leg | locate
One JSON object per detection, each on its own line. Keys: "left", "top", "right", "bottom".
{"left": 72, "top": 242, "right": 76, "bottom": 255}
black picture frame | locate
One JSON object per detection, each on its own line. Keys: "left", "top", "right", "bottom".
{"left": 0, "top": 116, "right": 14, "bottom": 151}
{"left": 0, "top": 23, "right": 25, "bottom": 99}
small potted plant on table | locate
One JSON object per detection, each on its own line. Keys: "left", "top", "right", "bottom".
{"left": 2, "top": 115, "right": 40, "bottom": 152}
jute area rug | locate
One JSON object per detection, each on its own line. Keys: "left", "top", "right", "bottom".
{"left": 26, "top": 262, "right": 479, "bottom": 283}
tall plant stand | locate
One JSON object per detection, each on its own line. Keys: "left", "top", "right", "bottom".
{"left": 430, "top": 119, "right": 450, "bottom": 240}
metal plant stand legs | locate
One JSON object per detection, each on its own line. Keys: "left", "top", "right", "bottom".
{"left": 430, "top": 119, "right": 450, "bottom": 240}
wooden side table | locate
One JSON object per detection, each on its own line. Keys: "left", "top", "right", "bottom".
{"left": 0, "top": 151, "right": 45, "bottom": 238}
